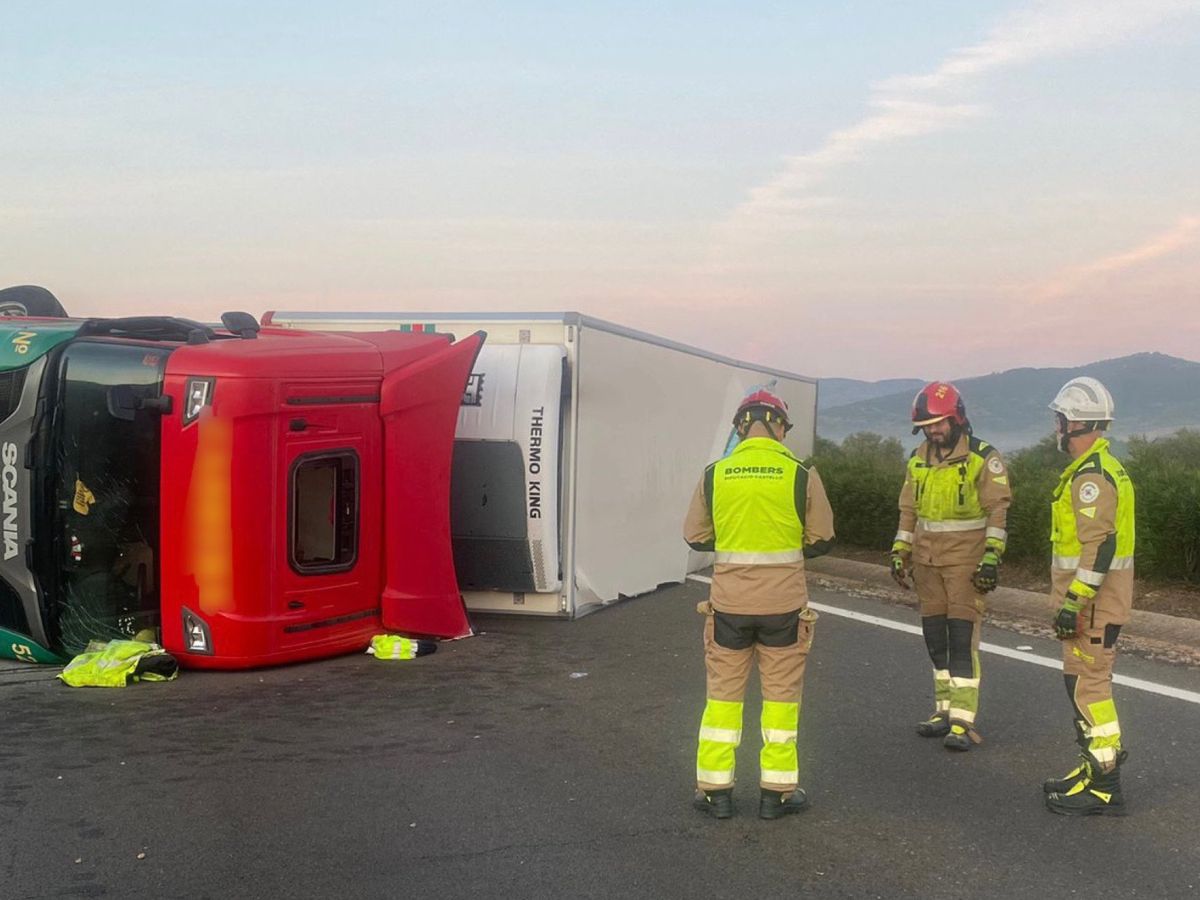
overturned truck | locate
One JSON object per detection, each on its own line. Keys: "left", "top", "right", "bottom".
{"left": 0, "top": 300, "right": 482, "bottom": 669}
{"left": 265, "top": 311, "right": 819, "bottom": 619}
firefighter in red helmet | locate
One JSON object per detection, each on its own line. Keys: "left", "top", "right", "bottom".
{"left": 684, "top": 389, "right": 835, "bottom": 819}
{"left": 891, "top": 382, "right": 1012, "bottom": 750}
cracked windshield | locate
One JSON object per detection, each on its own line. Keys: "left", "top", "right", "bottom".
{"left": 52, "top": 341, "right": 167, "bottom": 655}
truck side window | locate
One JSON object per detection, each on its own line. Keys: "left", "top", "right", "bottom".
{"left": 290, "top": 451, "right": 359, "bottom": 574}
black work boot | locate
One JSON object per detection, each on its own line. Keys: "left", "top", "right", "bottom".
{"left": 759, "top": 788, "right": 808, "bottom": 820}
{"left": 1044, "top": 748, "right": 1127, "bottom": 794}
{"left": 916, "top": 711, "right": 951, "bottom": 737}
{"left": 1043, "top": 755, "right": 1090, "bottom": 794}
{"left": 1046, "top": 760, "right": 1126, "bottom": 816}
{"left": 1044, "top": 719, "right": 1090, "bottom": 793}
{"left": 943, "top": 722, "right": 973, "bottom": 751}
{"left": 693, "top": 789, "right": 733, "bottom": 819}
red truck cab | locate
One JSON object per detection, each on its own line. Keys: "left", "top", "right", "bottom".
{"left": 0, "top": 311, "right": 482, "bottom": 669}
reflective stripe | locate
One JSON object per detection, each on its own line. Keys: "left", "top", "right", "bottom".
{"left": 714, "top": 549, "right": 802, "bottom": 565}
{"left": 760, "top": 768, "right": 797, "bottom": 784}
{"left": 761, "top": 728, "right": 796, "bottom": 744}
{"left": 1054, "top": 554, "right": 1132, "bottom": 571}
{"left": 1076, "top": 568, "right": 1106, "bottom": 587}
{"left": 934, "top": 670, "right": 951, "bottom": 710}
{"left": 697, "top": 699, "right": 741, "bottom": 786}
{"left": 986, "top": 527, "right": 1007, "bottom": 541}
{"left": 949, "top": 677, "right": 980, "bottom": 689}
{"left": 698, "top": 726, "right": 741, "bottom": 744}
{"left": 894, "top": 530, "right": 915, "bottom": 545}
{"left": 1090, "top": 746, "right": 1117, "bottom": 765}
{"left": 918, "top": 517, "right": 987, "bottom": 532}
{"left": 949, "top": 707, "right": 977, "bottom": 724}
{"left": 1087, "top": 721, "right": 1121, "bottom": 738}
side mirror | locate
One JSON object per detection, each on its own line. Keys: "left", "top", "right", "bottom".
{"left": 106, "top": 385, "right": 139, "bottom": 422}
{"left": 107, "top": 385, "right": 173, "bottom": 420}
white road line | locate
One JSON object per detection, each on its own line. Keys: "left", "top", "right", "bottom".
{"left": 685, "top": 574, "right": 1200, "bottom": 705}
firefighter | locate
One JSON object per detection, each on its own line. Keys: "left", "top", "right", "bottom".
{"left": 1043, "top": 376, "right": 1133, "bottom": 816}
{"left": 891, "top": 382, "right": 1011, "bottom": 750}
{"left": 684, "top": 390, "right": 835, "bottom": 820}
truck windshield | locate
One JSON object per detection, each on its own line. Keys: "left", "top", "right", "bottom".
{"left": 47, "top": 341, "right": 169, "bottom": 655}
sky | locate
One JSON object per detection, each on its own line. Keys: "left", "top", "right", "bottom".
{"left": 2, "top": 0, "right": 1198, "bottom": 380}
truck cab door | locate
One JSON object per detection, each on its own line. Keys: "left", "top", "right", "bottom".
{"left": 378, "top": 332, "right": 484, "bottom": 638}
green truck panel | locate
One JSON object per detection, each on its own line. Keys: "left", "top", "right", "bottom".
{"left": 0, "top": 322, "right": 81, "bottom": 371}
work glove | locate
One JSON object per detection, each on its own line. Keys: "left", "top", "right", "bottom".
{"left": 972, "top": 549, "right": 1000, "bottom": 593}
{"left": 1053, "top": 592, "right": 1085, "bottom": 640}
{"left": 890, "top": 551, "right": 911, "bottom": 590}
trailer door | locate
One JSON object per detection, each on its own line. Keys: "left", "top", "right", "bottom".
{"left": 450, "top": 344, "right": 564, "bottom": 594}
{"left": 378, "top": 332, "right": 484, "bottom": 638}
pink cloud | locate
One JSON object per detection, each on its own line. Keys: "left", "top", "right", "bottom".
{"left": 1024, "top": 215, "right": 1200, "bottom": 303}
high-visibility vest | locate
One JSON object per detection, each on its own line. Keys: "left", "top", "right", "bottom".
{"left": 907, "top": 436, "right": 994, "bottom": 530}
{"left": 58, "top": 640, "right": 178, "bottom": 688}
{"left": 707, "top": 437, "right": 808, "bottom": 565}
{"left": 367, "top": 634, "right": 437, "bottom": 660}
{"left": 1051, "top": 438, "right": 1135, "bottom": 571}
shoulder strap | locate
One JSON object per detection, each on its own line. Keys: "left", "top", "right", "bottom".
{"left": 792, "top": 459, "right": 809, "bottom": 528}
{"left": 968, "top": 435, "right": 992, "bottom": 458}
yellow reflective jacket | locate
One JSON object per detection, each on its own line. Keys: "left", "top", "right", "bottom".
{"left": 896, "top": 434, "right": 1011, "bottom": 566}
{"left": 1050, "top": 438, "right": 1135, "bottom": 621}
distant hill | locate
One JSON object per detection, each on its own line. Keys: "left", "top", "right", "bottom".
{"left": 817, "top": 352, "right": 1200, "bottom": 451}
{"left": 818, "top": 377, "right": 925, "bottom": 411}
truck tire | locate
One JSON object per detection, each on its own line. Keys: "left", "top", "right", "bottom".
{"left": 0, "top": 285, "right": 68, "bottom": 318}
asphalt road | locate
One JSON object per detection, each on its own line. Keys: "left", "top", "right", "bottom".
{"left": 4, "top": 578, "right": 1200, "bottom": 900}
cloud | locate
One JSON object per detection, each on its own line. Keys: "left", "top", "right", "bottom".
{"left": 1023, "top": 214, "right": 1200, "bottom": 302}
{"left": 880, "top": 0, "right": 1200, "bottom": 92}
{"left": 732, "top": 0, "right": 1200, "bottom": 229}
{"left": 732, "top": 100, "right": 981, "bottom": 227}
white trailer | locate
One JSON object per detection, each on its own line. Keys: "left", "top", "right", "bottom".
{"left": 263, "top": 311, "right": 818, "bottom": 618}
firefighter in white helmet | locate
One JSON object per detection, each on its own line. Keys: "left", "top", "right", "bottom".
{"left": 1043, "top": 376, "right": 1134, "bottom": 815}
{"left": 683, "top": 390, "right": 835, "bottom": 820}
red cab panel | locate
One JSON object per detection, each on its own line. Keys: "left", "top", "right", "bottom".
{"left": 158, "top": 327, "right": 481, "bottom": 668}
{"left": 379, "top": 331, "right": 484, "bottom": 639}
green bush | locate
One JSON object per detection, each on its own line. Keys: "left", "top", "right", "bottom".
{"left": 1127, "top": 430, "right": 1200, "bottom": 580}
{"left": 1001, "top": 436, "right": 1059, "bottom": 565}
{"left": 812, "top": 432, "right": 906, "bottom": 551}
{"left": 815, "top": 429, "right": 1200, "bottom": 584}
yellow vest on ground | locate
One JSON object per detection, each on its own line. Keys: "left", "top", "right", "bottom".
{"left": 58, "top": 640, "right": 179, "bottom": 688}
{"left": 368, "top": 634, "right": 437, "bottom": 660}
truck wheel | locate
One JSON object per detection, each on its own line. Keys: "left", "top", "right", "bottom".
{"left": 0, "top": 285, "right": 68, "bottom": 317}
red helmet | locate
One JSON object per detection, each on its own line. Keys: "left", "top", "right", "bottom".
{"left": 733, "top": 389, "right": 790, "bottom": 430}
{"left": 911, "top": 382, "right": 966, "bottom": 431}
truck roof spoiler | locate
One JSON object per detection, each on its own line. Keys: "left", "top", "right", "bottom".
{"left": 220, "top": 311, "right": 260, "bottom": 339}
{"left": 76, "top": 316, "right": 217, "bottom": 344}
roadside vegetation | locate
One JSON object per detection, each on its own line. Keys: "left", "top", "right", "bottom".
{"left": 814, "top": 429, "right": 1200, "bottom": 617}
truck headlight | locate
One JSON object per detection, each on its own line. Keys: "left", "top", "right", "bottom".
{"left": 182, "top": 607, "right": 213, "bottom": 654}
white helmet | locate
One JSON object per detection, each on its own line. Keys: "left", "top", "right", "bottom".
{"left": 1048, "top": 376, "right": 1115, "bottom": 423}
